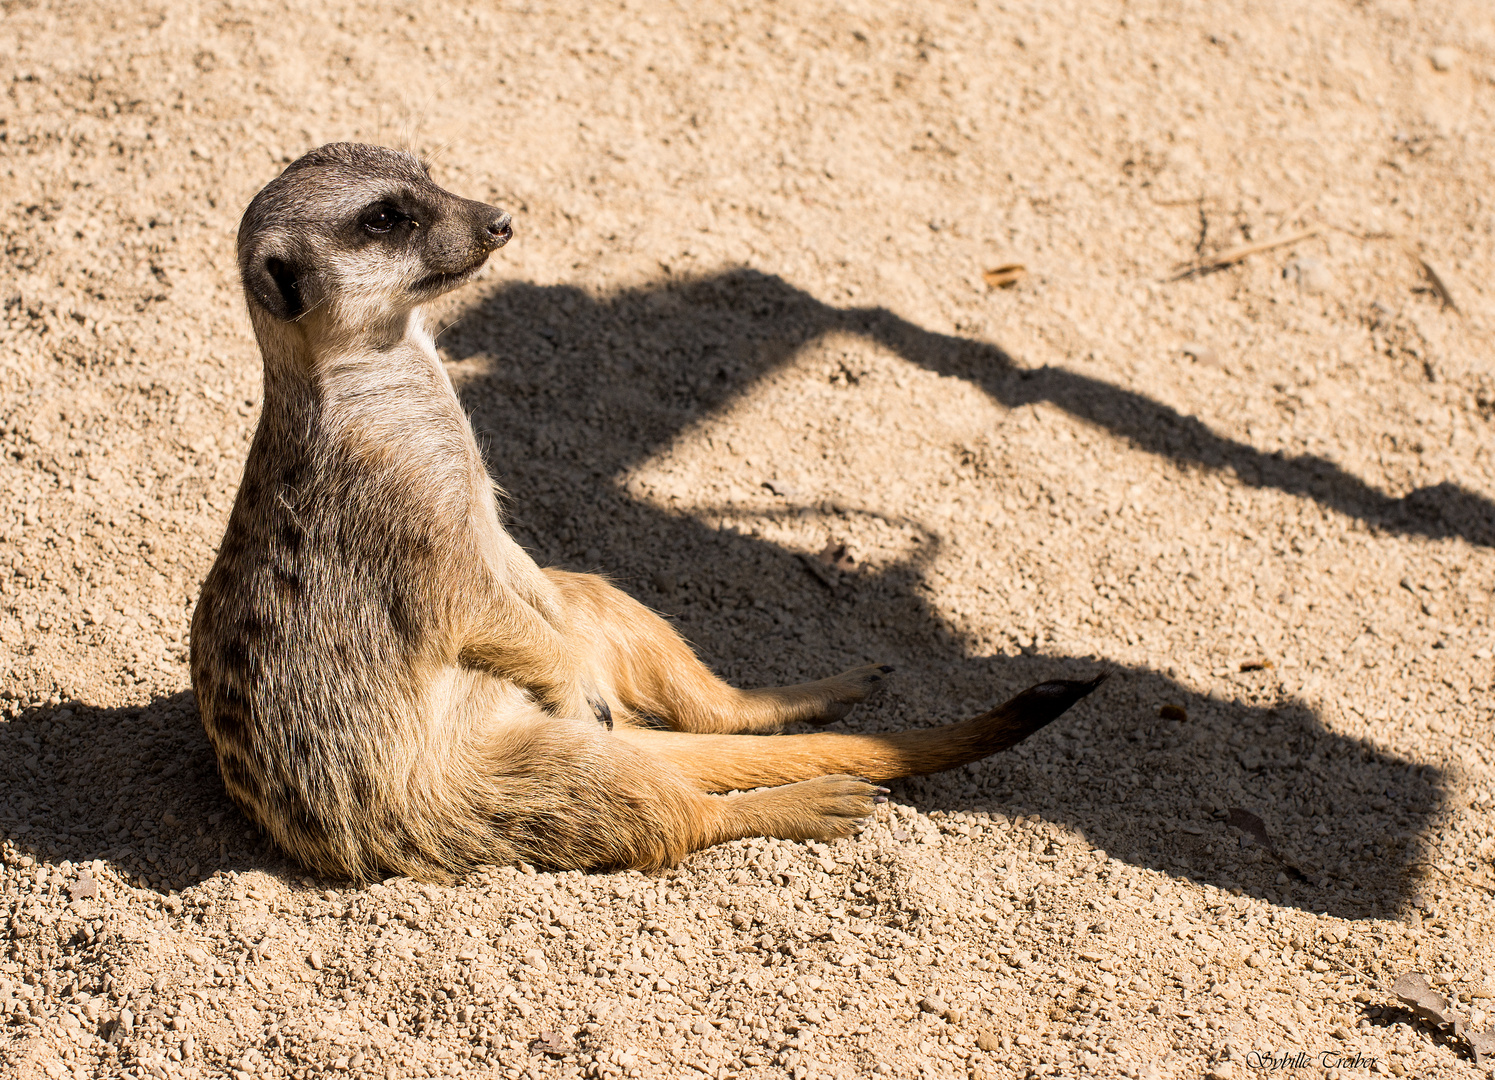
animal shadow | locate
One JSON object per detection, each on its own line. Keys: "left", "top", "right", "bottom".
{"left": 437, "top": 267, "right": 1452, "bottom": 918}
{"left": 0, "top": 692, "right": 294, "bottom": 909}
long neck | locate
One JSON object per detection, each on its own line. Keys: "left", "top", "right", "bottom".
{"left": 248, "top": 295, "right": 441, "bottom": 393}
{"left": 248, "top": 300, "right": 465, "bottom": 428}
{"left": 248, "top": 300, "right": 486, "bottom": 520}
{"left": 244, "top": 306, "right": 323, "bottom": 468}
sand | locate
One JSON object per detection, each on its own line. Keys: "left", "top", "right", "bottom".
{"left": 2, "top": 0, "right": 1494, "bottom": 1077}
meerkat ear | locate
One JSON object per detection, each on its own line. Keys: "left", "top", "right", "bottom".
{"left": 243, "top": 248, "right": 310, "bottom": 321}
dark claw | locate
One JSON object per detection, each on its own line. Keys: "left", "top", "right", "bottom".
{"left": 875, "top": 787, "right": 891, "bottom": 795}
{"left": 878, "top": 665, "right": 894, "bottom": 673}
{"left": 590, "top": 696, "right": 613, "bottom": 731}
{"left": 873, "top": 796, "right": 888, "bottom": 805}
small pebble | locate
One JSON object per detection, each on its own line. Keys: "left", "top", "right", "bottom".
{"left": 1182, "top": 343, "right": 1221, "bottom": 367}
{"left": 1429, "top": 46, "right": 1458, "bottom": 72}
{"left": 1287, "top": 257, "right": 1334, "bottom": 294}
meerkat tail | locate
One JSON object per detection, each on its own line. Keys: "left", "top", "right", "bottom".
{"left": 611, "top": 675, "right": 1107, "bottom": 791}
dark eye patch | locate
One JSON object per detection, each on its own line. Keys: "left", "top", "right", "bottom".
{"left": 360, "top": 203, "right": 410, "bottom": 235}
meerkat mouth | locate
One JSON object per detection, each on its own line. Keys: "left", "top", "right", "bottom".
{"left": 413, "top": 259, "right": 487, "bottom": 295}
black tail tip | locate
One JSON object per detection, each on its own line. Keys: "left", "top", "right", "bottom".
{"left": 1000, "top": 672, "right": 1109, "bottom": 731}
{"left": 1025, "top": 672, "right": 1109, "bottom": 706}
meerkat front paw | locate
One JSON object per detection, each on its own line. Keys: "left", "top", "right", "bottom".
{"left": 538, "top": 679, "right": 614, "bottom": 730}
{"left": 585, "top": 683, "right": 614, "bottom": 730}
{"left": 802, "top": 664, "right": 894, "bottom": 726}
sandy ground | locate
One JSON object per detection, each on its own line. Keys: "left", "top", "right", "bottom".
{"left": 3, "top": 0, "right": 1495, "bottom": 1077}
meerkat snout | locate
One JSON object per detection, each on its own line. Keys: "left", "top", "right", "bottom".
{"left": 486, "top": 212, "right": 513, "bottom": 246}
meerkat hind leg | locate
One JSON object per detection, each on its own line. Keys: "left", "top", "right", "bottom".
{"left": 740, "top": 662, "right": 894, "bottom": 729}
{"left": 484, "top": 719, "right": 883, "bottom": 871}
{"left": 546, "top": 568, "right": 891, "bottom": 734}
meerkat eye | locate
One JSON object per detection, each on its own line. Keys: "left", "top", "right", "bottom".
{"left": 361, "top": 204, "right": 408, "bottom": 235}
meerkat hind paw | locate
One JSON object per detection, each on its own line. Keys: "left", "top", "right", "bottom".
{"left": 803, "top": 663, "right": 895, "bottom": 727}
{"left": 768, "top": 775, "right": 883, "bottom": 842}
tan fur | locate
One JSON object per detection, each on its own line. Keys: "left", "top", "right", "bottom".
{"left": 190, "top": 143, "right": 1103, "bottom": 883}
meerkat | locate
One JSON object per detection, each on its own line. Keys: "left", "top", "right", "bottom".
{"left": 189, "top": 142, "right": 1103, "bottom": 883}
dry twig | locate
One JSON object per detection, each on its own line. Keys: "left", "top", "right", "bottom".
{"left": 1169, "top": 228, "right": 1320, "bottom": 280}
{"left": 983, "top": 264, "right": 1026, "bottom": 288}
{"left": 1412, "top": 254, "right": 1460, "bottom": 314}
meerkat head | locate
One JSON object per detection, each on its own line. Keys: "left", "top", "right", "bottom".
{"left": 237, "top": 142, "right": 511, "bottom": 333}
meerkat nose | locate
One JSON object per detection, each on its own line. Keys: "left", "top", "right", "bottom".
{"left": 485, "top": 212, "right": 513, "bottom": 248}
